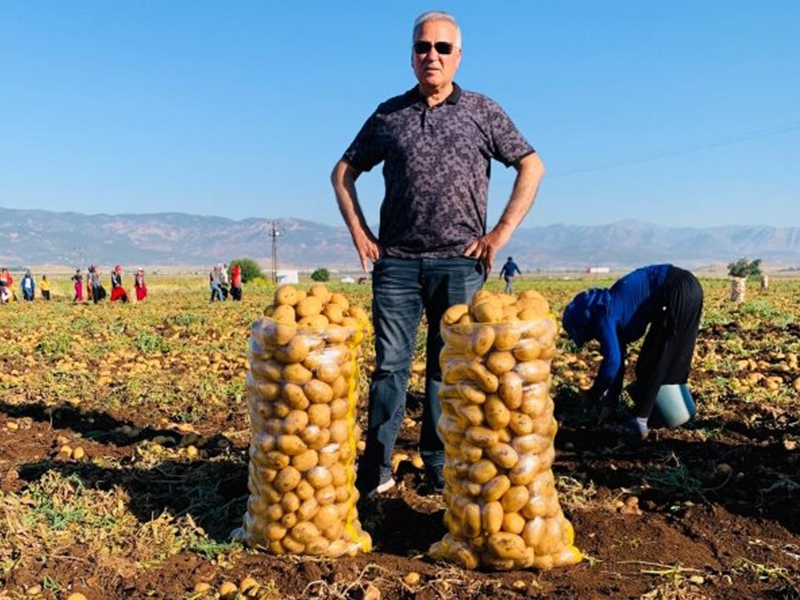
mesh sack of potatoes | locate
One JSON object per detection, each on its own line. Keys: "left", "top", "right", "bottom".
{"left": 238, "top": 283, "right": 372, "bottom": 557}
{"left": 428, "top": 289, "right": 582, "bottom": 570}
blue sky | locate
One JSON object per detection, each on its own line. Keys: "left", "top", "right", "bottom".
{"left": 1, "top": 1, "right": 798, "bottom": 228}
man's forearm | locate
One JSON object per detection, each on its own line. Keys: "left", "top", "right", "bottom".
{"left": 331, "top": 160, "right": 372, "bottom": 240}
{"left": 494, "top": 152, "right": 545, "bottom": 237}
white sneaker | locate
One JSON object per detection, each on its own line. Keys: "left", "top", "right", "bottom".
{"left": 366, "top": 477, "right": 396, "bottom": 499}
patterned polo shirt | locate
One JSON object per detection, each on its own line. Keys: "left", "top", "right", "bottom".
{"left": 342, "top": 83, "right": 535, "bottom": 259}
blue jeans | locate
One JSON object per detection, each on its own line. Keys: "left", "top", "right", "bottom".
{"left": 359, "top": 256, "right": 485, "bottom": 489}
{"left": 210, "top": 282, "right": 223, "bottom": 302}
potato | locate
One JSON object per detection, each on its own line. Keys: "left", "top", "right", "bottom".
{"left": 283, "top": 410, "right": 309, "bottom": 435}
{"left": 281, "top": 535, "right": 304, "bottom": 554}
{"left": 329, "top": 420, "right": 349, "bottom": 444}
{"left": 307, "top": 404, "right": 331, "bottom": 428}
{"left": 304, "top": 379, "right": 334, "bottom": 403}
{"left": 512, "top": 338, "right": 541, "bottom": 361}
{"left": 471, "top": 325, "right": 496, "bottom": 356}
{"left": 467, "top": 459, "right": 497, "bottom": 484}
{"left": 463, "top": 503, "right": 482, "bottom": 538}
{"left": 274, "top": 466, "right": 302, "bottom": 492}
{"left": 456, "top": 402, "right": 484, "bottom": 427}
{"left": 514, "top": 360, "right": 550, "bottom": 384}
{"left": 252, "top": 359, "right": 283, "bottom": 383}
{"left": 473, "top": 301, "right": 503, "bottom": 323}
{"left": 497, "top": 371, "right": 523, "bottom": 409}
{"left": 295, "top": 295, "right": 323, "bottom": 318}
{"left": 265, "top": 521, "right": 287, "bottom": 541}
{"left": 486, "top": 351, "right": 516, "bottom": 375}
{"left": 315, "top": 485, "right": 336, "bottom": 505}
{"left": 484, "top": 396, "right": 511, "bottom": 430}
{"left": 313, "top": 505, "right": 339, "bottom": 530}
{"left": 492, "top": 325, "right": 522, "bottom": 352}
{"left": 296, "top": 479, "right": 315, "bottom": 501}
{"left": 511, "top": 433, "right": 551, "bottom": 455}
{"left": 281, "top": 384, "right": 310, "bottom": 411}
{"left": 305, "top": 536, "right": 331, "bottom": 556}
{"left": 485, "top": 443, "right": 519, "bottom": 469}
{"left": 275, "top": 335, "right": 311, "bottom": 364}
{"left": 307, "top": 466, "right": 333, "bottom": 489}
{"left": 297, "top": 498, "right": 319, "bottom": 521}
{"left": 481, "top": 501, "right": 503, "bottom": 534}
{"left": 501, "top": 485, "right": 530, "bottom": 513}
{"left": 482, "top": 475, "right": 511, "bottom": 502}
{"left": 502, "top": 512, "right": 526, "bottom": 535}
{"left": 277, "top": 435, "right": 307, "bottom": 456}
{"left": 292, "top": 449, "right": 319, "bottom": 472}
{"left": 319, "top": 303, "right": 342, "bottom": 325}
{"left": 456, "top": 382, "right": 486, "bottom": 404}
{"left": 521, "top": 515, "right": 546, "bottom": 548}
{"left": 275, "top": 285, "right": 298, "bottom": 306}
{"left": 465, "top": 427, "right": 499, "bottom": 447}
{"left": 460, "top": 443, "right": 483, "bottom": 463}
{"left": 328, "top": 292, "right": 349, "bottom": 309}
{"left": 284, "top": 363, "right": 313, "bottom": 384}
{"left": 298, "top": 315, "right": 329, "bottom": 329}
{"left": 487, "top": 532, "right": 527, "bottom": 560}
{"left": 443, "top": 303, "right": 470, "bottom": 325}
{"left": 264, "top": 320, "right": 297, "bottom": 345}
{"left": 508, "top": 412, "right": 534, "bottom": 435}
{"left": 280, "top": 492, "right": 301, "bottom": 513}
{"left": 467, "top": 363, "right": 499, "bottom": 393}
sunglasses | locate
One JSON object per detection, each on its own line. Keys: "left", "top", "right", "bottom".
{"left": 413, "top": 41, "right": 455, "bottom": 55}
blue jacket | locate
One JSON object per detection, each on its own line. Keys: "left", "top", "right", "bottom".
{"left": 563, "top": 264, "right": 671, "bottom": 403}
{"left": 500, "top": 260, "right": 521, "bottom": 279}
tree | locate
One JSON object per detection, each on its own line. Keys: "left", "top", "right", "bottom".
{"left": 727, "top": 257, "right": 762, "bottom": 279}
{"left": 229, "top": 258, "right": 263, "bottom": 283}
{"left": 311, "top": 268, "right": 330, "bottom": 282}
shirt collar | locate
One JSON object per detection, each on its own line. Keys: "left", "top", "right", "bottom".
{"left": 410, "top": 82, "right": 462, "bottom": 108}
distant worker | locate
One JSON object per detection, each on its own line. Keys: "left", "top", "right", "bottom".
{"left": 219, "top": 263, "right": 230, "bottom": 300}
{"left": 230, "top": 264, "right": 242, "bottom": 301}
{"left": 760, "top": 273, "right": 770, "bottom": 291}
{"left": 562, "top": 264, "right": 703, "bottom": 440}
{"left": 40, "top": 275, "right": 51, "bottom": 301}
{"left": 499, "top": 256, "right": 522, "bottom": 294}
{"left": 134, "top": 267, "right": 148, "bottom": 301}
{"left": 110, "top": 265, "right": 129, "bottom": 303}
{"left": 72, "top": 269, "right": 84, "bottom": 302}
{"left": 89, "top": 265, "right": 106, "bottom": 303}
{"left": 209, "top": 265, "right": 224, "bottom": 303}
{"left": 21, "top": 270, "right": 35, "bottom": 301}
{"left": 0, "top": 269, "right": 11, "bottom": 303}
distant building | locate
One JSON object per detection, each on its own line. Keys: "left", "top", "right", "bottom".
{"left": 276, "top": 269, "right": 299, "bottom": 284}
{"left": 587, "top": 267, "right": 610, "bottom": 274}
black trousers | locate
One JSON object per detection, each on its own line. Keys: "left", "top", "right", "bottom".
{"left": 632, "top": 267, "right": 704, "bottom": 420}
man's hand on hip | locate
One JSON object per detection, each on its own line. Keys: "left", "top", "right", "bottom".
{"left": 354, "top": 230, "right": 383, "bottom": 272}
{"left": 463, "top": 226, "right": 511, "bottom": 273}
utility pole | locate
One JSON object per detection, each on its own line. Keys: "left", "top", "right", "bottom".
{"left": 267, "top": 221, "right": 285, "bottom": 283}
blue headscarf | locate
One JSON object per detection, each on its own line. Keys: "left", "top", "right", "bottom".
{"left": 562, "top": 287, "right": 611, "bottom": 347}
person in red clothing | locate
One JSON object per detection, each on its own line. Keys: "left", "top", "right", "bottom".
{"left": 134, "top": 267, "right": 148, "bottom": 301}
{"left": 72, "top": 269, "right": 84, "bottom": 302}
{"left": 110, "top": 265, "right": 129, "bottom": 303}
{"left": 230, "top": 264, "right": 242, "bottom": 301}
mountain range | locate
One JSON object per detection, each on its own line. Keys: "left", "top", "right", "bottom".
{"left": 1, "top": 207, "right": 799, "bottom": 271}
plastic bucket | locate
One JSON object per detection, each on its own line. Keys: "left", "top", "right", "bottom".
{"left": 650, "top": 384, "right": 696, "bottom": 428}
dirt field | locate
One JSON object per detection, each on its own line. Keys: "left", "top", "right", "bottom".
{"left": 1, "top": 277, "right": 798, "bottom": 599}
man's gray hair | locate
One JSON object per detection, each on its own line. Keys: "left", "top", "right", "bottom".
{"left": 412, "top": 11, "right": 462, "bottom": 47}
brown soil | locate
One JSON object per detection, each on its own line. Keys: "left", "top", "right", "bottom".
{"left": 2, "top": 387, "right": 799, "bottom": 600}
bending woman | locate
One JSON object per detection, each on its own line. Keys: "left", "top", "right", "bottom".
{"left": 562, "top": 264, "right": 703, "bottom": 439}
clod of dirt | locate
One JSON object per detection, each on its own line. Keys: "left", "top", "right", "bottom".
{"left": 619, "top": 496, "right": 642, "bottom": 515}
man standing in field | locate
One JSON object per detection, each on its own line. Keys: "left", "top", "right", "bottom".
{"left": 499, "top": 256, "right": 522, "bottom": 294}
{"left": 332, "top": 11, "right": 545, "bottom": 496}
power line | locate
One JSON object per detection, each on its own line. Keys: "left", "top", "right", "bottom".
{"left": 550, "top": 119, "right": 800, "bottom": 178}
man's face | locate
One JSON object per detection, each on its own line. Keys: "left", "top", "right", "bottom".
{"left": 412, "top": 20, "right": 461, "bottom": 91}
